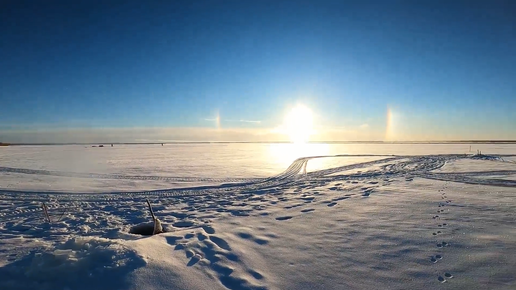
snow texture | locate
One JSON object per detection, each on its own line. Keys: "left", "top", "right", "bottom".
{"left": 0, "top": 144, "right": 515, "bottom": 290}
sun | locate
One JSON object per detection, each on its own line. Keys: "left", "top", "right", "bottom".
{"left": 284, "top": 105, "right": 314, "bottom": 143}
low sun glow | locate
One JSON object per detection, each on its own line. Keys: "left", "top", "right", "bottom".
{"left": 284, "top": 105, "right": 314, "bottom": 143}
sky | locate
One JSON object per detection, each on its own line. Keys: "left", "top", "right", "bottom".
{"left": 1, "top": 0, "right": 515, "bottom": 143}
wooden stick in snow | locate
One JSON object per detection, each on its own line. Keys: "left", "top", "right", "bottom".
{"left": 146, "top": 199, "right": 163, "bottom": 235}
{"left": 146, "top": 199, "right": 156, "bottom": 221}
{"left": 42, "top": 203, "right": 51, "bottom": 223}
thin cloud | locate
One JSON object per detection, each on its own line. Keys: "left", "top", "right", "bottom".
{"left": 225, "top": 119, "right": 261, "bottom": 124}
{"left": 360, "top": 123, "right": 369, "bottom": 129}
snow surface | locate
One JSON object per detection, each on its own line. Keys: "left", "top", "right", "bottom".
{"left": 0, "top": 143, "right": 515, "bottom": 290}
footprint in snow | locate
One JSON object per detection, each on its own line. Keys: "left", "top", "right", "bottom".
{"left": 332, "top": 196, "right": 350, "bottom": 202}
{"left": 197, "top": 232, "right": 208, "bottom": 241}
{"left": 430, "top": 254, "right": 443, "bottom": 263}
{"left": 187, "top": 254, "right": 202, "bottom": 267}
{"left": 437, "top": 273, "right": 453, "bottom": 283}
{"left": 275, "top": 216, "right": 293, "bottom": 221}
{"left": 254, "top": 238, "right": 269, "bottom": 245}
{"left": 237, "top": 232, "right": 253, "bottom": 239}
{"left": 211, "top": 262, "right": 234, "bottom": 277}
{"left": 249, "top": 269, "right": 264, "bottom": 280}
{"left": 209, "top": 235, "right": 232, "bottom": 251}
{"left": 165, "top": 236, "right": 183, "bottom": 245}
{"left": 235, "top": 231, "right": 268, "bottom": 245}
{"left": 300, "top": 196, "right": 315, "bottom": 202}
{"left": 327, "top": 202, "right": 337, "bottom": 207}
{"left": 301, "top": 208, "right": 315, "bottom": 213}
{"left": 185, "top": 249, "right": 195, "bottom": 258}
{"left": 436, "top": 242, "right": 449, "bottom": 248}
{"left": 184, "top": 233, "right": 195, "bottom": 239}
{"left": 202, "top": 225, "right": 215, "bottom": 234}
{"left": 174, "top": 221, "right": 195, "bottom": 228}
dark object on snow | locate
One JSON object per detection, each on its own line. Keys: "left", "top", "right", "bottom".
{"left": 129, "top": 200, "right": 164, "bottom": 236}
{"left": 147, "top": 199, "right": 163, "bottom": 235}
{"left": 129, "top": 222, "right": 158, "bottom": 236}
{"left": 98, "top": 144, "right": 104, "bottom": 147}
{"left": 42, "top": 203, "right": 51, "bottom": 222}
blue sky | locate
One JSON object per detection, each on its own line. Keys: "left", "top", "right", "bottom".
{"left": 1, "top": 0, "right": 515, "bottom": 142}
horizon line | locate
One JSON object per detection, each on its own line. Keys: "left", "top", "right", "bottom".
{"left": 2, "top": 140, "right": 516, "bottom": 146}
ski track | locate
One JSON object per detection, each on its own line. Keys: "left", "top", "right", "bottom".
{"left": 1, "top": 154, "right": 515, "bottom": 222}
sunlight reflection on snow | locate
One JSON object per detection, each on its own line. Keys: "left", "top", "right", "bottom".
{"left": 268, "top": 143, "right": 330, "bottom": 169}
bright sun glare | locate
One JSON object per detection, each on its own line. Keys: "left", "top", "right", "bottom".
{"left": 284, "top": 105, "right": 314, "bottom": 143}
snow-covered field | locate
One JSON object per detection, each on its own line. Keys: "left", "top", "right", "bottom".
{"left": 0, "top": 143, "right": 515, "bottom": 290}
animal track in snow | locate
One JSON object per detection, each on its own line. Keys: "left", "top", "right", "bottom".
{"left": 235, "top": 230, "right": 269, "bottom": 245}
{"left": 430, "top": 254, "right": 443, "bottom": 263}
{"left": 436, "top": 241, "right": 449, "bottom": 248}
{"left": 427, "top": 185, "right": 456, "bottom": 284}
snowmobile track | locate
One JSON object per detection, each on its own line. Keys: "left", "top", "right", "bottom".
{"left": 1, "top": 154, "right": 515, "bottom": 221}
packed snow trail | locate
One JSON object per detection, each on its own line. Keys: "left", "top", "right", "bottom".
{"left": 0, "top": 154, "right": 396, "bottom": 183}
{"left": 1, "top": 154, "right": 516, "bottom": 222}
{"left": 1, "top": 154, "right": 515, "bottom": 198}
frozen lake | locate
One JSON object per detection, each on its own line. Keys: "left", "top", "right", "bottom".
{"left": 0, "top": 143, "right": 515, "bottom": 290}
{"left": 1, "top": 143, "right": 515, "bottom": 193}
